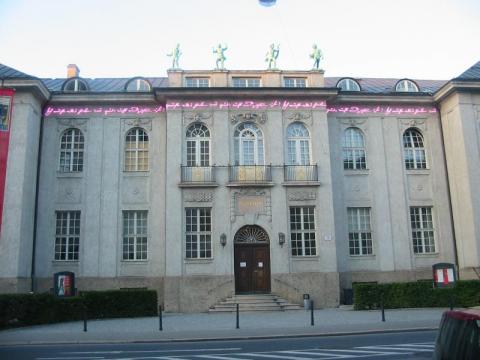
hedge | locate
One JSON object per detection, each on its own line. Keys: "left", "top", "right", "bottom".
{"left": 353, "top": 280, "right": 480, "bottom": 310}
{"left": 0, "top": 289, "right": 158, "bottom": 329}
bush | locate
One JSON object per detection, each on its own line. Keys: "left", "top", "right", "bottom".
{"left": 0, "top": 289, "right": 157, "bottom": 329}
{"left": 353, "top": 280, "right": 480, "bottom": 310}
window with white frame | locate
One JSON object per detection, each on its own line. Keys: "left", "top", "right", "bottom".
{"left": 122, "top": 210, "right": 148, "bottom": 260}
{"left": 124, "top": 127, "right": 149, "bottom": 171}
{"left": 234, "top": 122, "right": 264, "bottom": 165}
{"left": 284, "top": 77, "right": 306, "bottom": 88}
{"left": 347, "top": 207, "right": 373, "bottom": 256}
{"left": 63, "top": 78, "right": 88, "bottom": 92}
{"left": 395, "top": 79, "right": 419, "bottom": 92}
{"left": 185, "top": 77, "right": 209, "bottom": 87}
{"left": 232, "top": 77, "right": 261, "bottom": 87}
{"left": 337, "top": 78, "right": 361, "bottom": 91}
{"left": 59, "top": 128, "right": 84, "bottom": 172}
{"left": 185, "top": 208, "right": 212, "bottom": 259}
{"left": 125, "top": 78, "right": 151, "bottom": 92}
{"left": 55, "top": 211, "right": 80, "bottom": 261}
{"left": 410, "top": 207, "right": 435, "bottom": 254}
{"left": 403, "top": 128, "right": 427, "bottom": 169}
{"left": 343, "top": 127, "right": 366, "bottom": 170}
{"left": 287, "top": 122, "right": 311, "bottom": 165}
{"left": 290, "top": 206, "right": 316, "bottom": 256}
{"left": 186, "top": 123, "right": 210, "bottom": 166}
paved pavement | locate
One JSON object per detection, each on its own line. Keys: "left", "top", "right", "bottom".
{"left": 0, "top": 306, "right": 447, "bottom": 345}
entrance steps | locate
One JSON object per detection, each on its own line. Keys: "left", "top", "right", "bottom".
{"left": 209, "top": 294, "right": 303, "bottom": 312}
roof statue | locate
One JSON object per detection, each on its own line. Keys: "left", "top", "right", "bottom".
{"left": 213, "top": 43, "right": 228, "bottom": 70}
{"left": 167, "top": 44, "right": 182, "bottom": 70}
{"left": 310, "top": 44, "right": 323, "bottom": 70}
{"left": 265, "top": 43, "right": 280, "bottom": 70}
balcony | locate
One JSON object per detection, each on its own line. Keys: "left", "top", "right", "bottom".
{"left": 180, "top": 166, "right": 217, "bottom": 186}
{"left": 284, "top": 165, "right": 319, "bottom": 183}
{"left": 228, "top": 165, "right": 273, "bottom": 185}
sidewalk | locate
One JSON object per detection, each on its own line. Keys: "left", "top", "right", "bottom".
{"left": 0, "top": 307, "right": 446, "bottom": 345}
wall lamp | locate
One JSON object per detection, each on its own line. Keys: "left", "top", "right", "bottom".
{"left": 278, "top": 232, "right": 285, "bottom": 247}
{"left": 220, "top": 233, "right": 227, "bottom": 247}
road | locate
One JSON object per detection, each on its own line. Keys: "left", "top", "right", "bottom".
{"left": 0, "top": 330, "right": 437, "bottom": 360}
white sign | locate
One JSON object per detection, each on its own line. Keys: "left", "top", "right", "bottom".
{"left": 258, "top": 262, "right": 263, "bottom": 268}
{"left": 240, "top": 262, "right": 247, "bottom": 268}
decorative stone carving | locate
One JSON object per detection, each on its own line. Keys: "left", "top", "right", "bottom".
{"left": 122, "top": 118, "right": 152, "bottom": 131}
{"left": 231, "top": 189, "right": 271, "bottom": 223}
{"left": 184, "top": 191, "right": 214, "bottom": 202}
{"left": 132, "top": 187, "right": 140, "bottom": 195}
{"left": 286, "top": 112, "right": 312, "bottom": 126}
{"left": 183, "top": 112, "right": 213, "bottom": 127}
{"left": 64, "top": 187, "right": 74, "bottom": 200}
{"left": 230, "top": 112, "right": 267, "bottom": 125}
{"left": 400, "top": 118, "right": 426, "bottom": 130}
{"left": 288, "top": 191, "right": 316, "bottom": 201}
{"left": 339, "top": 118, "right": 367, "bottom": 127}
{"left": 57, "top": 118, "right": 88, "bottom": 132}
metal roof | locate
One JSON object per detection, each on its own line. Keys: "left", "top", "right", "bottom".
{"left": 455, "top": 61, "right": 480, "bottom": 80}
{"left": 325, "top": 77, "right": 447, "bottom": 94}
{"left": 42, "top": 77, "right": 168, "bottom": 92}
{"left": 0, "top": 63, "right": 37, "bottom": 79}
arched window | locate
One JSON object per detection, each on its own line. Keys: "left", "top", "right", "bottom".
{"left": 186, "top": 123, "right": 210, "bottom": 166}
{"left": 403, "top": 128, "right": 426, "bottom": 169}
{"left": 287, "top": 122, "right": 311, "bottom": 165}
{"left": 337, "top": 78, "right": 361, "bottom": 91}
{"left": 124, "top": 127, "right": 149, "bottom": 171}
{"left": 234, "top": 122, "right": 264, "bottom": 165}
{"left": 343, "top": 127, "right": 366, "bottom": 170}
{"left": 62, "top": 78, "right": 89, "bottom": 92}
{"left": 125, "top": 78, "right": 151, "bottom": 92}
{"left": 59, "top": 128, "right": 84, "bottom": 172}
{"left": 395, "top": 79, "right": 419, "bottom": 92}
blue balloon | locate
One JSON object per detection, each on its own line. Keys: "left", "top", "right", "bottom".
{"left": 259, "top": 0, "right": 277, "bottom": 7}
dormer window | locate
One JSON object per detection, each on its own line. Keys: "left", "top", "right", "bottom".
{"left": 284, "top": 78, "right": 306, "bottom": 88}
{"left": 185, "top": 77, "right": 209, "bottom": 88}
{"left": 232, "top": 78, "right": 261, "bottom": 87}
{"left": 125, "top": 78, "right": 151, "bottom": 92}
{"left": 337, "top": 78, "right": 361, "bottom": 91}
{"left": 62, "top": 78, "right": 88, "bottom": 92}
{"left": 395, "top": 79, "right": 419, "bottom": 92}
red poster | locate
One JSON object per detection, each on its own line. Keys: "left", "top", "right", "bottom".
{"left": 0, "top": 88, "right": 14, "bottom": 233}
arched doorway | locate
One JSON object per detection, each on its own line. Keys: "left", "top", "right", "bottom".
{"left": 234, "top": 225, "right": 271, "bottom": 294}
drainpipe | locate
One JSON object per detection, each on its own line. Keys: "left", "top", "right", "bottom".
{"left": 30, "top": 94, "right": 50, "bottom": 292}
{"left": 437, "top": 104, "right": 460, "bottom": 279}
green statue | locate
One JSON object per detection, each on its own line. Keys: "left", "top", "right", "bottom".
{"left": 265, "top": 43, "right": 280, "bottom": 69}
{"left": 310, "top": 44, "right": 323, "bottom": 70}
{"left": 167, "top": 44, "right": 181, "bottom": 69}
{"left": 213, "top": 43, "right": 228, "bottom": 70}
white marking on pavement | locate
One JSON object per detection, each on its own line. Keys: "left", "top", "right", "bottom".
{"left": 37, "top": 357, "right": 104, "bottom": 360}
{"left": 358, "top": 345, "right": 432, "bottom": 352}
{"left": 241, "top": 353, "right": 316, "bottom": 359}
{"left": 321, "top": 349, "right": 404, "bottom": 355}
{"left": 63, "top": 348, "right": 241, "bottom": 355}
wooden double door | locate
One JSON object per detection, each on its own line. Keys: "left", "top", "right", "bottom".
{"left": 234, "top": 244, "right": 271, "bottom": 293}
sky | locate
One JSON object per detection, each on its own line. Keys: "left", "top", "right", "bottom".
{"left": 0, "top": 0, "right": 479, "bottom": 80}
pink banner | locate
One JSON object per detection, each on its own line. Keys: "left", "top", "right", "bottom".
{"left": 0, "top": 88, "right": 14, "bottom": 232}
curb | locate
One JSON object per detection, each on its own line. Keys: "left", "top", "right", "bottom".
{"left": 0, "top": 327, "right": 438, "bottom": 346}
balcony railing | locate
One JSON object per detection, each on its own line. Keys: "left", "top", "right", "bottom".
{"left": 229, "top": 165, "right": 272, "bottom": 183}
{"left": 181, "top": 166, "right": 216, "bottom": 183}
{"left": 284, "top": 165, "right": 318, "bottom": 182}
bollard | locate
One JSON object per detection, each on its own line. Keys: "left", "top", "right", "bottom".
{"left": 381, "top": 293, "right": 385, "bottom": 322}
{"left": 310, "top": 300, "right": 314, "bottom": 326}
{"left": 83, "top": 304, "right": 87, "bottom": 332}
{"left": 236, "top": 303, "right": 240, "bottom": 329}
{"left": 449, "top": 293, "right": 454, "bottom": 311}
{"left": 158, "top": 305, "right": 163, "bottom": 331}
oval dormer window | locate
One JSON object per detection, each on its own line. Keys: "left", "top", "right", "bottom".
{"left": 63, "top": 78, "right": 89, "bottom": 92}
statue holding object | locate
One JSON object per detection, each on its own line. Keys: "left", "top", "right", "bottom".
{"left": 265, "top": 43, "right": 280, "bottom": 69}
{"left": 213, "top": 43, "right": 228, "bottom": 70}
{"left": 310, "top": 44, "right": 323, "bottom": 70}
{"left": 167, "top": 44, "right": 182, "bottom": 69}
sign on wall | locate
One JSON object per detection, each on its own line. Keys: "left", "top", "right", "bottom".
{"left": 0, "top": 88, "right": 14, "bottom": 233}
{"left": 53, "top": 271, "right": 76, "bottom": 297}
{"left": 433, "top": 263, "right": 456, "bottom": 289}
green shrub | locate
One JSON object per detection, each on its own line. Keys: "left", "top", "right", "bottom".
{"left": 353, "top": 280, "right": 480, "bottom": 310}
{"left": 0, "top": 289, "right": 157, "bottom": 329}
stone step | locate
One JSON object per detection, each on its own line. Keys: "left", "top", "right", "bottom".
{"left": 209, "top": 293, "right": 303, "bottom": 312}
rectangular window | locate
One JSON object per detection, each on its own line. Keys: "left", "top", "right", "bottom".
{"left": 123, "top": 211, "right": 148, "bottom": 260}
{"left": 348, "top": 207, "right": 373, "bottom": 256}
{"left": 284, "top": 77, "right": 306, "bottom": 88}
{"left": 410, "top": 207, "right": 435, "bottom": 254}
{"left": 185, "top": 208, "right": 212, "bottom": 259}
{"left": 55, "top": 211, "right": 80, "bottom": 261}
{"left": 232, "top": 77, "right": 261, "bottom": 88}
{"left": 290, "top": 206, "right": 316, "bottom": 256}
{"left": 185, "top": 77, "right": 209, "bottom": 88}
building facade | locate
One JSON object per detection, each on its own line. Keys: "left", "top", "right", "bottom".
{"left": 0, "top": 62, "right": 479, "bottom": 311}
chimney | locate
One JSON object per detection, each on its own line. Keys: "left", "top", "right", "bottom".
{"left": 67, "top": 64, "right": 80, "bottom": 78}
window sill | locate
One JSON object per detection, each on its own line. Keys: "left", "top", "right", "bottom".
{"left": 123, "top": 171, "right": 150, "bottom": 177}
{"left": 56, "top": 172, "right": 83, "bottom": 178}
{"left": 184, "top": 258, "right": 214, "bottom": 264}
{"left": 178, "top": 182, "right": 218, "bottom": 188}
{"left": 52, "top": 260, "right": 79, "bottom": 264}
{"left": 282, "top": 181, "right": 321, "bottom": 187}
{"left": 344, "top": 169, "right": 370, "bottom": 176}
{"left": 291, "top": 255, "right": 319, "bottom": 261}
{"left": 414, "top": 252, "right": 439, "bottom": 258}
{"left": 406, "top": 169, "right": 430, "bottom": 175}
{"left": 349, "top": 254, "right": 376, "bottom": 259}
{"left": 120, "top": 260, "right": 149, "bottom": 263}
